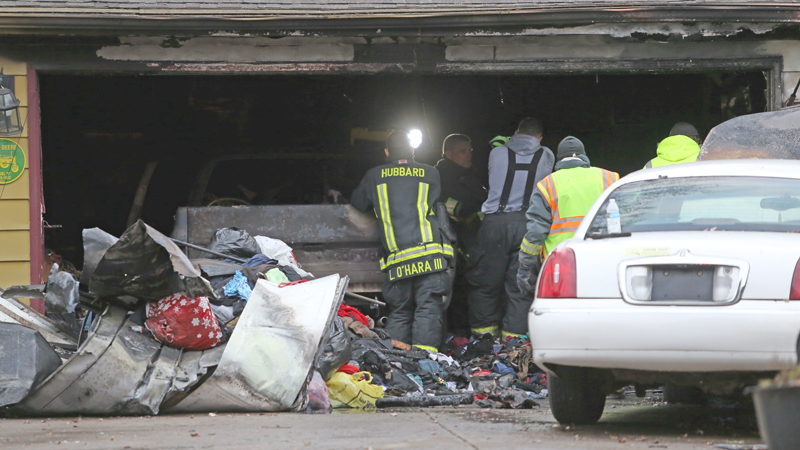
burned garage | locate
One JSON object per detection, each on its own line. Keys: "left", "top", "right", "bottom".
{"left": 40, "top": 70, "right": 770, "bottom": 267}
{"left": 0, "top": 2, "right": 796, "bottom": 294}
{"left": 1, "top": 1, "right": 800, "bottom": 446}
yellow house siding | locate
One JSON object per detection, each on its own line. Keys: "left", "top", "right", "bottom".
{"left": 0, "top": 230, "right": 30, "bottom": 261}
{"left": 0, "top": 261, "right": 29, "bottom": 288}
{"left": 0, "top": 200, "right": 29, "bottom": 230}
{"left": 0, "top": 56, "right": 30, "bottom": 289}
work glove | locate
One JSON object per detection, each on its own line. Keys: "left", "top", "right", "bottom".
{"left": 517, "top": 260, "right": 541, "bottom": 297}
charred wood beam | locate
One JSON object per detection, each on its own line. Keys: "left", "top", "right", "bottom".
{"left": 0, "top": 7, "right": 800, "bottom": 36}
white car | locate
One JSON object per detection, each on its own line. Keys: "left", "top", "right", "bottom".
{"left": 529, "top": 159, "right": 800, "bottom": 424}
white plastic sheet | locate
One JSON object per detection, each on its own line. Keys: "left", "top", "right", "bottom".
{"left": 254, "top": 235, "right": 312, "bottom": 278}
{"left": 167, "top": 274, "right": 345, "bottom": 412}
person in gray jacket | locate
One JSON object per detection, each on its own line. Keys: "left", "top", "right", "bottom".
{"left": 466, "top": 117, "right": 555, "bottom": 342}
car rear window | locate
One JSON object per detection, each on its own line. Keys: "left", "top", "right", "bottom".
{"left": 587, "top": 176, "right": 800, "bottom": 234}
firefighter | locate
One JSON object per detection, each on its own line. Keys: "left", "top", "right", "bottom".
{"left": 517, "top": 136, "right": 619, "bottom": 296}
{"left": 435, "top": 133, "right": 487, "bottom": 253}
{"left": 466, "top": 117, "right": 555, "bottom": 342}
{"left": 351, "top": 131, "right": 454, "bottom": 353}
{"left": 435, "top": 134, "right": 487, "bottom": 335}
{"left": 644, "top": 122, "right": 701, "bottom": 169}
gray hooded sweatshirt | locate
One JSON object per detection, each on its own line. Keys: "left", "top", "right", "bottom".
{"left": 481, "top": 134, "right": 555, "bottom": 214}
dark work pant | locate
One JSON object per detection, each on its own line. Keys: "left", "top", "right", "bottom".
{"left": 446, "top": 224, "right": 479, "bottom": 337}
{"left": 382, "top": 270, "right": 451, "bottom": 350}
{"left": 466, "top": 211, "right": 532, "bottom": 336}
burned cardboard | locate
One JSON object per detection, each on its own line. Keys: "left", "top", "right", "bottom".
{"left": 0, "top": 323, "right": 63, "bottom": 408}
{"left": 89, "top": 220, "right": 213, "bottom": 301}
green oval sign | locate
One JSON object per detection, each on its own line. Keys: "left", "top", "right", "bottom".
{"left": 0, "top": 139, "right": 25, "bottom": 184}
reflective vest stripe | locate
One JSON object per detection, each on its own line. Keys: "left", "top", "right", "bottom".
{"left": 602, "top": 169, "right": 618, "bottom": 188}
{"left": 551, "top": 217, "right": 583, "bottom": 230}
{"left": 536, "top": 182, "right": 552, "bottom": 210}
{"left": 379, "top": 243, "right": 455, "bottom": 270}
{"left": 542, "top": 176, "right": 558, "bottom": 210}
{"left": 520, "top": 237, "right": 543, "bottom": 256}
{"left": 417, "top": 182, "right": 434, "bottom": 243}
{"left": 644, "top": 160, "right": 653, "bottom": 169}
{"left": 550, "top": 226, "right": 580, "bottom": 235}
{"left": 538, "top": 176, "right": 558, "bottom": 213}
{"left": 377, "top": 183, "right": 398, "bottom": 252}
{"left": 547, "top": 176, "right": 560, "bottom": 213}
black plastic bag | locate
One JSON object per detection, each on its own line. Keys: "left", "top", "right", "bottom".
{"left": 89, "top": 220, "right": 214, "bottom": 302}
{"left": 80, "top": 227, "right": 119, "bottom": 289}
{"left": 207, "top": 227, "right": 259, "bottom": 259}
{"left": 314, "top": 317, "right": 352, "bottom": 381}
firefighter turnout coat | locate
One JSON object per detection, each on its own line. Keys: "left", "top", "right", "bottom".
{"left": 351, "top": 157, "right": 454, "bottom": 281}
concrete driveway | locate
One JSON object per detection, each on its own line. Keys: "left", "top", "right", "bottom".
{"left": 0, "top": 393, "right": 763, "bottom": 450}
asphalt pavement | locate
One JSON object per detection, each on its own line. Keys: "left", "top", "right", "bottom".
{"left": 0, "top": 392, "right": 763, "bottom": 450}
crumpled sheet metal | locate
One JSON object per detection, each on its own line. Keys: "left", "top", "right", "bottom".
{"left": 0, "top": 295, "right": 77, "bottom": 345}
{"left": 699, "top": 106, "right": 800, "bottom": 161}
{"left": 89, "top": 220, "right": 213, "bottom": 301}
{"left": 15, "top": 305, "right": 127, "bottom": 414}
{"left": 166, "top": 274, "right": 347, "bottom": 413}
{"left": 159, "top": 345, "right": 225, "bottom": 410}
{"left": 16, "top": 305, "right": 185, "bottom": 416}
{"left": 1, "top": 285, "right": 46, "bottom": 299}
{"left": 0, "top": 323, "right": 63, "bottom": 408}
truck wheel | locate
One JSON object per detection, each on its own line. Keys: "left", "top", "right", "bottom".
{"left": 548, "top": 366, "right": 607, "bottom": 425}
{"left": 663, "top": 383, "right": 706, "bottom": 405}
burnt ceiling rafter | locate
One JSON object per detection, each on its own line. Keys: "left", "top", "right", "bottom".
{"left": 0, "top": 2, "right": 800, "bottom": 34}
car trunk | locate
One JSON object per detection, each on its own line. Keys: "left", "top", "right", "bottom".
{"left": 571, "top": 231, "right": 800, "bottom": 301}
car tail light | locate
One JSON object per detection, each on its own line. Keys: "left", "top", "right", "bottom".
{"left": 791, "top": 258, "right": 800, "bottom": 300}
{"left": 537, "top": 247, "right": 577, "bottom": 298}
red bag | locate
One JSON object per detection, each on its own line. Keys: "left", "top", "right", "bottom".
{"left": 145, "top": 293, "right": 222, "bottom": 350}
{"left": 337, "top": 304, "right": 369, "bottom": 327}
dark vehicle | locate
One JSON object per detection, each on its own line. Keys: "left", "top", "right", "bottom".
{"left": 699, "top": 105, "right": 800, "bottom": 161}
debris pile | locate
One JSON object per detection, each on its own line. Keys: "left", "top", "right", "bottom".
{"left": 316, "top": 329, "right": 547, "bottom": 410}
{"left": 1, "top": 220, "right": 546, "bottom": 416}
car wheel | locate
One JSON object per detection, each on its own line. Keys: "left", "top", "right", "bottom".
{"left": 548, "top": 366, "right": 607, "bottom": 424}
{"left": 663, "top": 383, "right": 706, "bottom": 405}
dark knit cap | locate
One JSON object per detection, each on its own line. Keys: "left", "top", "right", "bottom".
{"left": 669, "top": 122, "right": 699, "bottom": 138}
{"left": 556, "top": 136, "right": 586, "bottom": 160}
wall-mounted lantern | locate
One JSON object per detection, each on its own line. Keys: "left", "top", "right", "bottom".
{"left": 0, "top": 68, "right": 23, "bottom": 136}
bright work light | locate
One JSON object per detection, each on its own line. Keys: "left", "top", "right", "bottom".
{"left": 409, "top": 129, "right": 422, "bottom": 149}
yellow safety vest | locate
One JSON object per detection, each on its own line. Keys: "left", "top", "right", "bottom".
{"left": 537, "top": 167, "right": 619, "bottom": 257}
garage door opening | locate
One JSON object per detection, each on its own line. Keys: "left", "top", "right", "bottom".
{"left": 39, "top": 71, "right": 768, "bottom": 264}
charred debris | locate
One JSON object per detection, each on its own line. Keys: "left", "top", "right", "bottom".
{"left": 1, "top": 220, "right": 545, "bottom": 416}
